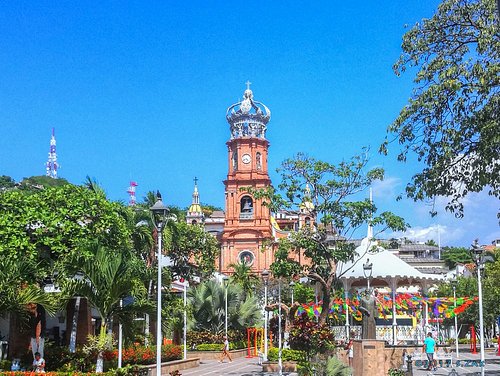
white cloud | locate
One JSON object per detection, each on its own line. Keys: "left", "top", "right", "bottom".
{"left": 386, "top": 188, "right": 499, "bottom": 247}
{"left": 386, "top": 224, "right": 466, "bottom": 245}
{"left": 371, "top": 177, "right": 401, "bottom": 201}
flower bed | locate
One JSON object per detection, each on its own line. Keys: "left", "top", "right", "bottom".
{"left": 0, "top": 373, "right": 116, "bottom": 376}
{"left": 105, "top": 344, "right": 182, "bottom": 365}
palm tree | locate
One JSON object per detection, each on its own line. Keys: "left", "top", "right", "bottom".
{"left": 188, "top": 280, "right": 261, "bottom": 334}
{"left": 0, "top": 258, "right": 55, "bottom": 318}
{"left": 228, "top": 261, "right": 259, "bottom": 298}
{"left": 64, "top": 241, "right": 152, "bottom": 372}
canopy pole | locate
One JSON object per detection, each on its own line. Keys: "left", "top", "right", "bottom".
{"left": 343, "top": 280, "right": 350, "bottom": 339}
{"left": 390, "top": 278, "right": 398, "bottom": 345}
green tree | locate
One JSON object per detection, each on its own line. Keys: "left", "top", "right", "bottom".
{"left": 0, "top": 183, "right": 131, "bottom": 281}
{"left": 249, "top": 152, "right": 407, "bottom": 325}
{"left": 0, "top": 258, "right": 55, "bottom": 319}
{"left": 0, "top": 175, "right": 16, "bottom": 190}
{"left": 63, "top": 241, "right": 152, "bottom": 372}
{"left": 228, "top": 261, "right": 259, "bottom": 297}
{"left": 200, "top": 203, "right": 223, "bottom": 218}
{"left": 381, "top": 0, "right": 500, "bottom": 217}
{"left": 293, "top": 282, "right": 315, "bottom": 304}
{"left": 188, "top": 280, "right": 261, "bottom": 334}
{"left": 425, "top": 239, "right": 438, "bottom": 247}
{"left": 441, "top": 246, "right": 473, "bottom": 268}
{"left": 19, "top": 175, "right": 70, "bottom": 191}
{"left": 167, "top": 221, "right": 220, "bottom": 280}
{"left": 437, "top": 249, "right": 499, "bottom": 337}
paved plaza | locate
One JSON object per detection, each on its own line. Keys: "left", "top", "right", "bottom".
{"left": 410, "top": 349, "right": 500, "bottom": 376}
{"left": 177, "top": 348, "right": 500, "bottom": 376}
{"left": 180, "top": 356, "right": 271, "bottom": 376}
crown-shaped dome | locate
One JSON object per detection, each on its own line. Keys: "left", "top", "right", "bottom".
{"left": 226, "top": 83, "right": 271, "bottom": 139}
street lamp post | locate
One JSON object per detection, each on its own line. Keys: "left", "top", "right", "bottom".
{"left": 183, "top": 280, "right": 188, "bottom": 360}
{"left": 261, "top": 269, "right": 270, "bottom": 361}
{"left": 470, "top": 240, "right": 486, "bottom": 371}
{"left": 150, "top": 191, "right": 171, "bottom": 376}
{"left": 363, "top": 258, "right": 373, "bottom": 291}
{"left": 451, "top": 277, "right": 459, "bottom": 358}
{"left": 278, "top": 278, "right": 283, "bottom": 376}
{"left": 118, "top": 299, "right": 123, "bottom": 368}
{"left": 289, "top": 281, "right": 295, "bottom": 305}
{"left": 223, "top": 275, "right": 229, "bottom": 338}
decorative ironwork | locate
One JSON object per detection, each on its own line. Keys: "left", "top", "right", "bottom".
{"left": 226, "top": 85, "right": 271, "bottom": 140}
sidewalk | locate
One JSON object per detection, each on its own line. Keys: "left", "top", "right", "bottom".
{"left": 410, "top": 349, "right": 500, "bottom": 375}
{"left": 179, "top": 355, "right": 298, "bottom": 376}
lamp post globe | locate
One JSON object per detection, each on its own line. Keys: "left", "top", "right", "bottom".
{"left": 363, "top": 258, "right": 373, "bottom": 291}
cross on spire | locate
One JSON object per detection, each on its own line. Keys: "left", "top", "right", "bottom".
{"left": 245, "top": 80, "right": 252, "bottom": 90}
{"left": 194, "top": 176, "right": 198, "bottom": 186}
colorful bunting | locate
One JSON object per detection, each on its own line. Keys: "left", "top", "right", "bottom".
{"left": 294, "top": 293, "right": 478, "bottom": 322}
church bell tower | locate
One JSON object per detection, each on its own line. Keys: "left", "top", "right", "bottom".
{"left": 221, "top": 83, "right": 274, "bottom": 273}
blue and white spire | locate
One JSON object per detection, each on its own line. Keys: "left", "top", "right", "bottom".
{"left": 45, "top": 128, "right": 58, "bottom": 179}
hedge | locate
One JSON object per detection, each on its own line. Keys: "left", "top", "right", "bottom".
{"left": 267, "top": 348, "right": 306, "bottom": 362}
{"left": 194, "top": 341, "right": 246, "bottom": 351}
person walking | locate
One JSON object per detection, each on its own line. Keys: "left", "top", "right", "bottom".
{"left": 423, "top": 332, "right": 437, "bottom": 371}
{"left": 219, "top": 336, "right": 232, "bottom": 363}
{"left": 345, "top": 331, "right": 355, "bottom": 368}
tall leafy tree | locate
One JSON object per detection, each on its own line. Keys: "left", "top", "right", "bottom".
{"left": 249, "top": 152, "right": 407, "bottom": 324}
{"left": 63, "top": 241, "right": 152, "bottom": 372}
{"left": 0, "top": 183, "right": 131, "bottom": 279}
{"left": 381, "top": 0, "right": 500, "bottom": 217}
{"left": 442, "top": 246, "right": 473, "bottom": 268}
{"left": 188, "top": 280, "right": 261, "bottom": 334}
{"left": 228, "top": 261, "right": 259, "bottom": 297}
{"left": 0, "top": 258, "right": 55, "bottom": 319}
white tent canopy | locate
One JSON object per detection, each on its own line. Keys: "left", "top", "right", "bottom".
{"left": 337, "top": 237, "right": 443, "bottom": 343}
{"left": 337, "top": 238, "right": 442, "bottom": 288}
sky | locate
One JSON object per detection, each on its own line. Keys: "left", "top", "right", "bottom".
{"left": 1, "top": 1, "right": 498, "bottom": 247}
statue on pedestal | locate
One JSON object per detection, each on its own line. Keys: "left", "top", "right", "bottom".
{"left": 359, "top": 289, "right": 377, "bottom": 340}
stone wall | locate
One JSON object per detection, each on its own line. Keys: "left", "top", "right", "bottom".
{"left": 144, "top": 358, "right": 200, "bottom": 376}
{"left": 351, "top": 340, "right": 451, "bottom": 375}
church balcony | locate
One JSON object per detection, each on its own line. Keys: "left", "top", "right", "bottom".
{"left": 239, "top": 213, "right": 254, "bottom": 220}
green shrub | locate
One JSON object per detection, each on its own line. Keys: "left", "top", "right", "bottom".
{"left": 195, "top": 344, "right": 222, "bottom": 351}
{"left": 267, "top": 348, "right": 306, "bottom": 362}
{"left": 388, "top": 368, "right": 405, "bottom": 376}
{"left": 325, "top": 357, "right": 351, "bottom": 376}
{"left": 187, "top": 330, "right": 246, "bottom": 347}
{"left": 0, "top": 360, "right": 11, "bottom": 371}
{"left": 194, "top": 341, "right": 246, "bottom": 351}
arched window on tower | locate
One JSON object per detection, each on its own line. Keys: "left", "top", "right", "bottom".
{"left": 232, "top": 149, "right": 238, "bottom": 171}
{"left": 256, "top": 152, "right": 262, "bottom": 170}
{"left": 191, "top": 219, "right": 197, "bottom": 225}
{"left": 240, "top": 195, "right": 254, "bottom": 219}
{"left": 304, "top": 217, "right": 311, "bottom": 227}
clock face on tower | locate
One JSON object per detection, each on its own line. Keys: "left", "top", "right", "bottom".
{"left": 241, "top": 154, "right": 252, "bottom": 164}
